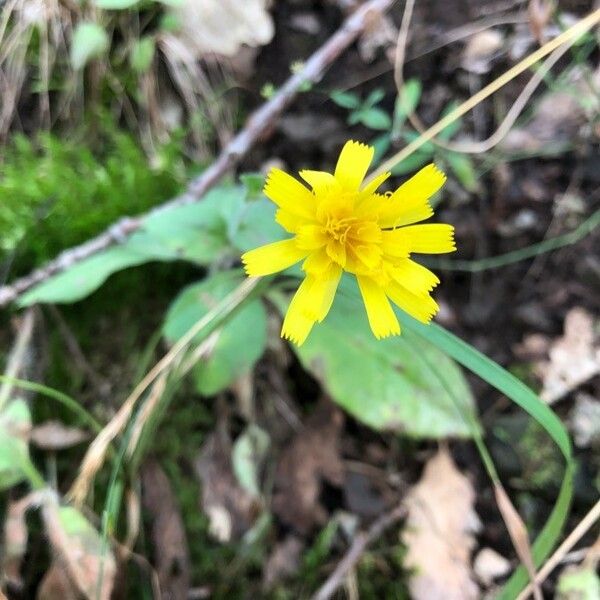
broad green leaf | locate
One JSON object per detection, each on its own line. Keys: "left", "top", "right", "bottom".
{"left": 163, "top": 272, "right": 267, "bottom": 396}
{"left": 94, "top": 0, "right": 138, "bottom": 8}
{"left": 232, "top": 197, "right": 285, "bottom": 252}
{"left": 130, "top": 36, "right": 155, "bottom": 73}
{"left": 330, "top": 90, "right": 361, "bottom": 110}
{"left": 18, "top": 185, "right": 247, "bottom": 305}
{"left": 232, "top": 425, "right": 270, "bottom": 497}
{"left": 239, "top": 173, "right": 266, "bottom": 198}
{"left": 359, "top": 108, "right": 392, "bottom": 131}
{"left": 0, "top": 399, "right": 31, "bottom": 490}
{"left": 70, "top": 23, "right": 109, "bottom": 70}
{"left": 283, "top": 279, "right": 477, "bottom": 438}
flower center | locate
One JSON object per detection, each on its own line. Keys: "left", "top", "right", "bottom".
{"left": 324, "top": 216, "right": 355, "bottom": 244}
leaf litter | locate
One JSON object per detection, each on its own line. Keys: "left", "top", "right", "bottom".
{"left": 401, "top": 448, "right": 481, "bottom": 600}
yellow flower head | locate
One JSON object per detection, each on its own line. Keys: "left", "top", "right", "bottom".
{"left": 242, "top": 140, "right": 456, "bottom": 345}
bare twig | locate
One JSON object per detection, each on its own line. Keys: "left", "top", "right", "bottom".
{"left": 0, "top": 0, "right": 394, "bottom": 309}
{"left": 0, "top": 309, "right": 36, "bottom": 411}
{"left": 311, "top": 503, "right": 406, "bottom": 600}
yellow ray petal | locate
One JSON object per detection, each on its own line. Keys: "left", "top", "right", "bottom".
{"left": 242, "top": 238, "right": 308, "bottom": 276}
{"left": 358, "top": 171, "right": 390, "bottom": 199}
{"left": 334, "top": 141, "right": 374, "bottom": 191}
{"left": 379, "top": 164, "right": 446, "bottom": 228}
{"left": 281, "top": 269, "right": 342, "bottom": 344}
{"left": 296, "top": 225, "right": 328, "bottom": 250}
{"left": 299, "top": 170, "right": 338, "bottom": 195}
{"left": 391, "top": 258, "right": 440, "bottom": 294}
{"left": 381, "top": 230, "right": 410, "bottom": 258}
{"left": 385, "top": 280, "right": 439, "bottom": 323}
{"left": 265, "top": 169, "right": 316, "bottom": 219}
{"left": 281, "top": 281, "right": 316, "bottom": 346}
{"left": 275, "top": 209, "right": 301, "bottom": 233}
{"left": 357, "top": 275, "right": 401, "bottom": 339}
{"left": 303, "top": 249, "right": 333, "bottom": 275}
{"left": 400, "top": 224, "right": 456, "bottom": 254}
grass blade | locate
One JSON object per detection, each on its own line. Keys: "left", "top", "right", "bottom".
{"left": 397, "top": 314, "right": 574, "bottom": 598}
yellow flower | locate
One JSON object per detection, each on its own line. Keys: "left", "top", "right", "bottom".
{"left": 242, "top": 140, "right": 456, "bottom": 345}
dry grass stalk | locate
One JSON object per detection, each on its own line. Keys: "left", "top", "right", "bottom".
{"left": 68, "top": 277, "right": 259, "bottom": 505}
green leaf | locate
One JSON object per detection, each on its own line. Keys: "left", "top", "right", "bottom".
{"left": 18, "top": 185, "right": 247, "bottom": 305}
{"left": 163, "top": 272, "right": 267, "bottom": 396}
{"left": 94, "top": 0, "right": 138, "bottom": 8}
{"left": 557, "top": 566, "right": 600, "bottom": 600}
{"left": 397, "top": 314, "right": 574, "bottom": 600}
{"left": 70, "top": 23, "right": 109, "bottom": 70}
{"left": 371, "top": 133, "right": 391, "bottom": 165}
{"left": 438, "top": 101, "right": 462, "bottom": 141}
{"left": 393, "top": 78, "right": 421, "bottom": 135}
{"left": 330, "top": 90, "right": 361, "bottom": 110}
{"left": 0, "top": 399, "right": 32, "bottom": 490}
{"left": 232, "top": 197, "right": 286, "bottom": 252}
{"left": 390, "top": 150, "right": 433, "bottom": 175}
{"left": 359, "top": 108, "right": 392, "bottom": 131}
{"left": 364, "top": 88, "right": 386, "bottom": 108}
{"left": 239, "top": 172, "right": 266, "bottom": 199}
{"left": 232, "top": 425, "right": 270, "bottom": 497}
{"left": 283, "top": 279, "right": 478, "bottom": 438}
{"left": 130, "top": 36, "right": 155, "bottom": 73}
{"left": 445, "top": 151, "right": 479, "bottom": 192}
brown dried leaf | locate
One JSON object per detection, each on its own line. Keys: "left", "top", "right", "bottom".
{"left": 41, "top": 497, "right": 116, "bottom": 600}
{"left": 473, "top": 547, "right": 511, "bottom": 587}
{"left": 537, "top": 308, "right": 600, "bottom": 404}
{"left": 36, "top": 563, "right": 80, "bottom": 600}
{"left": 2, "top": 497, "right": 30, "bottom": 590}
{"left": 195, "top": 422, "right": 261, "bottom": 542}
{"left": 262, "top": 534, "right": 304, "bottom": 590}
{"left": 494, "top": 483, "right": 541, "bottom": 599}
{"left": 141, "top": 459, "right": 191, "bottom": 600}
{"left": 30, "top": 421, "right": 88, "bottom": 450}
{"left": 272, "top": 400, "right": 345, "bottom": 535}
{"left": 528, "top": 0, "right": 553, "bottom": 45}
{"left": 461, "top": 29, "right": 504, "bottom": 74}
{"left": 402, "top": 448, "right": 480, "bottom": 600}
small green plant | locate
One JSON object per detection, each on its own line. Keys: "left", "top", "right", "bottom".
{"left": 331, "top": 80, "right": 479, "bottom": 192}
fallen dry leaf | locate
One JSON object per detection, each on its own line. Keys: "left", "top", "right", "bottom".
{"left": 195, "top": 421, "right": 261, "bottom": 542}
{"left": 170, "top": 0, "right": 274, "bottom": 58}
{"left": 461, "top": 29, "right": 504, "bottom": 74}
{"left": 30, "top": 421, "right": 88, "bottom": 450}
{"left": 570, "top": 393, "right": 600, "bottom": 448}
{"left": 2, "top": 497, "right": 30, "bottom": 590}
{"left": 536, "top": 308, "right": 600, "bottom": 404}
{"left": 36, "top": 563, "right": 80, "bottom": 600}
{"left": 500, "top": 66, "right": 599, "bottom": 153}
{"left": 41, "top": 496, "right": 116, "bottom": 600}
{"left": 272, "top": 400, "right": 345, "bottom": 535}
{"left": 141, "top": 459, "right": 191, "bottom": 600}
{"left": 262, "top": 534, "right": 305, "bottom": 590}
{"left": 402, "top": 448, "right": 480, "bottom": 600}
{"left": 473, "top": 547, "right": 511, "bottom": 587}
